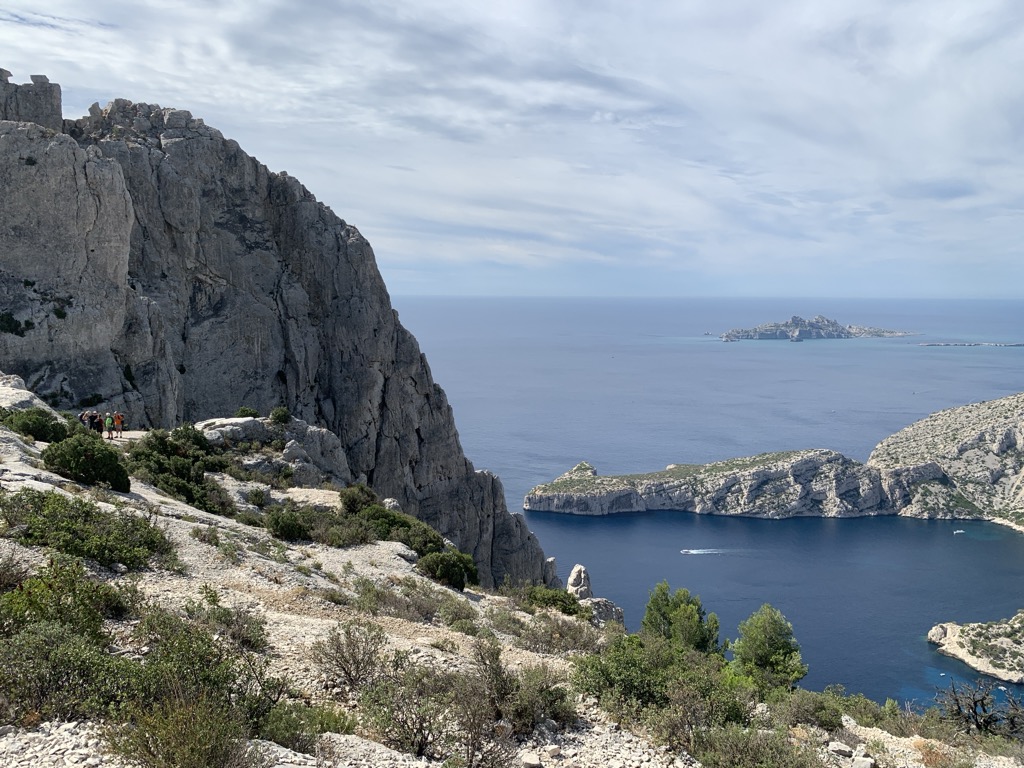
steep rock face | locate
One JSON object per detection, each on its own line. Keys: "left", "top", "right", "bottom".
{"left": 0, "top": 70, "right": 62, "bottom": 131}
{"left": 527, "top": 393, "right": 1024, "bottom": 525}
{"left": 0, "top": 74, "right": 553, "bottom": 587}
{"left": 525, "top": 451, "right": 941, "bottom": 517}
{"left": 869, "top": 393, "right": 1024, "bottom": 524}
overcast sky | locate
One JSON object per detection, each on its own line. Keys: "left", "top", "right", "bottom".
{"left": 4, "top": 1, "right": 1024, "bottom": 297}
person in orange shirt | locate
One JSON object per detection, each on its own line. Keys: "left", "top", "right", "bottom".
{"left": 113, "top": 411, "right": 125, "bottom": 438}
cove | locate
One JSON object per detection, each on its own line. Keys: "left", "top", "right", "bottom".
{"left": 524, "top": 509, "right": 1024, "bottom": 706}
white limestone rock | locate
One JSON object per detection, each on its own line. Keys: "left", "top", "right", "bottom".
{"left": 567, "top": 563, "right": 593, "bottom": 599}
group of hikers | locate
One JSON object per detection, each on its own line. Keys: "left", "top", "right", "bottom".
{"left": 78, "top": 409, "right": 125, "bottom": 440}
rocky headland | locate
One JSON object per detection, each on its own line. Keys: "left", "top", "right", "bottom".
{"left": 720, "top": 314, "right": 913, "bottom": 341}
{"left": 0, "top": 69, "right": 552, "bottom": 589}
{"left": 525, "top": 392, "right": 1024, "bottom": 526}
{"left": 928, "top": 615, "right": 1024, "bottom": 685}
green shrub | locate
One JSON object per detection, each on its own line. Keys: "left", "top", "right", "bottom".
{"left": 125, "top": 428, "right": 235, "bottom": 517}
{"left": 190, "top": 525, "right": 220, "bottom": 547}
{"left": 525, "top": 585, "right": 589, "bottom": 618}
{"left": 257, "top": 699, "right": 355, "bottom": 754}
{"left": 42, "top": 432, "right": 130, "bottom": 491}
{"left": 183, "top": 585, "right": 268, "bottom": 653}
{"left": 263, "top": 506, "right": 309, "bottom": 541}
{"left": 246, "top": 488, "right": 266, "bottom": 508}
{"left": 417, "top": 548, "right": 478, "bottom": 591}
{"left": 311, "top": 619, "right": 389, "bottom": 691}
{"left": 572, "top": 633, "right": 670, "bottom": 713}
{"left": 0, "top": 556, "right": 136, "bottom": 641}
{"left": 0, "top": 620, "right": 144, "bottom": 724}
{"left": 269, "top": 406, "right": 291, "bottom": 425}
{"left": 438, "top": 594, "right": 477, "bottom": 626}
{"left": 775, "top": 687, "right": 843, "bottom": 731}
{"left": 692, "top": 724, "right": 823, "bottom": 768}
{"left": 2, "top": 407, "right": 68, "bottom": 443}
{"left": 519, "top": 610, "right": 601, "bottom": 655}
{"left": 104, "top": 692, "right": 262, "bottom": 768}
{"left": 0, "top": 488, "right": 176, "bottom": 569}
{"left": 360, "top": 662, "right": 457, "bottom": 759}
{"left": 339, "top": 484, "right": 377, "bottom": 515}
{"left": 234, "top": 406, "right": 260, "bottom": 418}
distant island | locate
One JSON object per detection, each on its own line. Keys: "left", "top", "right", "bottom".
{"left": 720, "top": 314, "right": 914, "bottom": 341}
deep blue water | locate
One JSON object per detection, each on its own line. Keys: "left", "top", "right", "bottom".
{"left": 393, "top": 296, "right": 1024, "bottom": 704}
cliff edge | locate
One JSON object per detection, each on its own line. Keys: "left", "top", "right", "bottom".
{"left": 0, "top": 70, "right": 554, "bottom": 588}
{"left": 525, "top": 392, "right": 1024, "bottom": 525}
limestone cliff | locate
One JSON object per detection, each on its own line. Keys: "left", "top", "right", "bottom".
{"left": 526, "top": 392, "right": 1024, "bottom": 524}
{"left": 0, "top": 71, "right": 554, "bottom": 588}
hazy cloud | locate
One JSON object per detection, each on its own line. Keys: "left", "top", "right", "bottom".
{"left": 3, "top": 0, "right": 1024, "bottom": 297}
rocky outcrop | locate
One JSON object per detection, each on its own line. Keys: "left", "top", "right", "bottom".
{"left": 0, "top": 70, "right": 62, "bottom": 131}
{"left": 525, "top": 451, "right": 945, "bottom": 518}
{"left": 526, "top": 392, "right": 1024, "bottom": 524}
{"left": 0, "top": 72, "right": 553, "bottom": 588}
{"left": 927, "top": 616, "right": 1024, "bottom": 684}
{"left": 566, "top": 564, "right": 625, "bottom": 628}
{"left": 566, "top": 564, "right": 593, "bottom": 600}
{"left": 868, "top": 393, "right": 1024, "bottom": 525}
{"left": 720, "top": 314, "right": 912, "bottom": 341}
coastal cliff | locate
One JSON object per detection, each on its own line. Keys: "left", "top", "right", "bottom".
{"left": 525, "top": 392, "right": 1024, "bottom": 525}
{"left": 0, "top": 70, "right": 554, "bottom": 588}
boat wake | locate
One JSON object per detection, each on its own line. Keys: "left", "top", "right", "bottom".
{"left": 680, "top": 548, "right": 729, "bottom": 555}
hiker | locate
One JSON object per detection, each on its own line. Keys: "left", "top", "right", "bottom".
{"left": 113, "top": 411, "right": 124, "bottom": 438}
{"left": 88, "top": 411, "right": 102, "bottom": 434}
{"left": 77, "top": 411, "right": 88, "bottom": 427}
{"left": 104, "top": 412, "right": 115, "bottom": 440}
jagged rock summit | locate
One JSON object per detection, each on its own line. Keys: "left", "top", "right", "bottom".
{"left": 0, "top": 70, "right": 555, "bottom": 588}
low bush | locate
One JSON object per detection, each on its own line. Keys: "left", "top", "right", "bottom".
{"left": 269, "top": 406, "right": 291, "bottom": 425}
{"left": 257, "top": 699, "right": 356, "bottom": 754}
{"left": 42, "top": 432, "right": 130, "bottom": 491}
{"left": 0, "top": 488, "right": 176, "bottom": 570}
{"left": 104, "top": 692, "right": 264, "bottom": 768}
{"left": 1, "top": 407, "right": 69, "bottom": 443}
{"left": 234, "top": 406, "right": 260, "bottom": 418}
{"left": 0, "top": 620, "right": 143, "bottom": 724}
{"left": 0, "top": 556, "right": 138, "bottom": 641}
{"left": 775, "top": 687, "right": 843, "bottom": 731}
{"left": 183, "top": 585, "right": 268, "bottom": 653}
{"left": 519, "top": 611, "right": 601, "bottom": 655}
{"left": 310, "top": 619, "right": 389, "bottom": 691}
{"left": 262, "top": 497, "right": 444, "bottom": 557}
{"left": 360, "top": 662, "right": 456, "bottom": 760}
{"left": 417, "top": 548, "right": 478, "bottom": 591}
{"left": 692, "top": 723, "right": 823, "bottom": 768}
{"left": 351, "top": 576, "right": 441, "bottom": 623}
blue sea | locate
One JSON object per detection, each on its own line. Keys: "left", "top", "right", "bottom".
{"left": 393, "top": 297, "right": 1024, "bottom": 705}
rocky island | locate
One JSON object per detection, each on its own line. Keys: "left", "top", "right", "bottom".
{"left": 720, "top": 314, "right": 914, "bottom": 341}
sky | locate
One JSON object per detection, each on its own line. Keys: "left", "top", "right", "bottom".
{"left": 3, "top": 1, "right": 1024, "bottom": 298}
